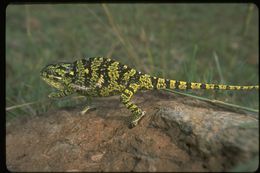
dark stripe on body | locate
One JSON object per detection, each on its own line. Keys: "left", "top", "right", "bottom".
{"left": 122, "top": 89, "right": 132, "bottom": 98}
{"left": 126, "top": 103, "right": 133, "bottom": 109}
{"left": 117, "top": 63, "right": 131, "bottom": 85}
{"left": 186, "top": 82, "right": 191, "bottom": 89}
{"left": 101, "top": 59, "right": 115, "bottom": 87}
{"left": 71, "top": 63, "right": 77, "bottom": 83}
{"left": 59, "top": 66, "right": 68, "bottom": 71}
{"left": 127, "top": 85, "right": 135, "bottom": 94}
{"left": 165, "top": 79, "right": 170, "bottom": 89}
{"left": 214, "top": 85, "right": 219, "bottom": 89}
{"left": 175, "top": 81, "right": 180, "bottom": 89}
{"left": 131, "top": 71, "right": 142, "bottom": 84}
{"left": 151, "top": 77, "right": 158, "bottom": 89}
{"left": 83, "top": 59, "right": 92, "bottom": 86}
{"left": 94, "top": 58, "right": 107, "bottom": 94}
{"left": 96, "top": 58, "right": 106, "bottom": 77}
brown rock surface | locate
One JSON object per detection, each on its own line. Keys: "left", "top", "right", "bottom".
{"left": 6, "top": 91, "right": 259, "bottom": 172}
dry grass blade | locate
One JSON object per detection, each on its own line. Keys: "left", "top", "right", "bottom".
{"left": 6, "top": 96, "right": 87, "bottom": 112}
{"left": 163, "top": 88, "right": 259, "bottom": 114}
{"left": 6, "top": 101, "right": 39, "bottom": 111}
{"left": 101, "top": 4, "right": 139, "bottom": 65}
{"left": 141, "top": 27, "right": 154, "bottom": 74}
{"left": 213, "top": 52, "right": 225, "bottom": 83}
{"left": 243, "top": 4, "right": 254, "bottom": 36}
{"left": 25, "top": 5, "right": 32, "bottom": 38}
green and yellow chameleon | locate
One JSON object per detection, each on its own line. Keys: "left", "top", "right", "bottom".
{"left": 40, "top": 57, "right": 259, "bottom": 128}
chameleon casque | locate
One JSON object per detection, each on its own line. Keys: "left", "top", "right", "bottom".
{"left": 40, "top": 57, "right": 259, "bottom": 128}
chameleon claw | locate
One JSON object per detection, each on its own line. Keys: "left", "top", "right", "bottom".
{"left": 128, "top": 122, "right": 137, "bottom": 129}
{"left": 129, "top": 111, "right": 146, "bottom": 128}
{"left": 48, "top": 92, "right": 59, "bottom": 98}
{"left": 80, "top": 106, "right": 96, "bottom": 115}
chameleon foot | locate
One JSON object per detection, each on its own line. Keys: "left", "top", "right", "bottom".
{"left": 128, "top": 111, "right": 146, "bottom": 128}
{"left": 48, "top": 92, "right": 62, "bottom": 99}
{"left": 80, "top": 105, "right": 96, "bottom": 115}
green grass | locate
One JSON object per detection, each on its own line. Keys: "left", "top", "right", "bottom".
{"left": 6, "top": 4, "right": 259, "bottom": 120}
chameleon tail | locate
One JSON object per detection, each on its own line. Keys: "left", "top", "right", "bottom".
{"left": 152, "top": 77, "right": 259, "bottom": 90}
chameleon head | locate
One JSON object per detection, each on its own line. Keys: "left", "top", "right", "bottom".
{"left": 40, "top": 63, "right": 75, "bottom": 90}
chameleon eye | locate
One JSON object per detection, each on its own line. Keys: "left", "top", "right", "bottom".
{"left": 65, "top": 67, "right": 71, "bottom": 73}
{"left": 65, "top": 66, "right": 74, "bottom": 76}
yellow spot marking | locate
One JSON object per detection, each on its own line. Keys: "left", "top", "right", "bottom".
{"left": 84, "top": 68, "right": 89, "bottom": 74}
{"left": 129, "top": 104, "right": 137, "bottom": 111}
{"left": 243, "top": 86, "right": 249, "bottom": 89}
{"left": 229, "top": 86, "right": 236, "bottom": 90}
{"left": 108, "top": 61, "right": 120, "bottom": 81}
{"left": 139, "top": 75, "right": 153, "bottom": 89}
{"left": 191, "top": 82, "right": 201, "bottom": 89}
{"left": 77, "top": 60, "right": 84, "bottom": 72}
{"left": 100, "top": 87, "right": 110, "bottom": 96}
{"left": 96, "top": 75, "right": 104, "bottom": 88}
{"left": 63, "top": 64, "right": 70, "bottom": 67}
{"left": 248, "top": 86, "right": 254, "bottom": 89}
{"left": 236, "top": 86, "right": 241, "bottom": 90}
{"left": 91, "top": 58, "right": 104, "bottom": 83}
{"left": 57, "top": 69, "right": 65, "bottom": 75}
{"left": 170, "top": 80, "right": 176, "bottom": 89}
{"left": 125, "top": 102, "right": 132, "bottom": 108}
{"left": 123, "top": 69, "right": 136, "bottom": 81}
{"left": 76, "top": 60, "right": 86, "bottom": 84}
{"left": 206, "top": 84, "right": 214, "bottom": 89}
{"left": 122, "top": 94, "right": 130, "bottom": 103}
{"left": 125, "top": 89, "right": 133, "bottom": 98}
{"left": 156, "top": 78, "right": 166, "bottom": 89}
{"left": 218, "top": 85, "right": 226, "bottom": 89}
{"left": 129, "top": 83, "right": 139, "bottom": 92}
{"left": 179, "top": 81, "right": 187, "bottom": 89}
{"left": 69, "top": 71, "right": 74, "bottom": 75}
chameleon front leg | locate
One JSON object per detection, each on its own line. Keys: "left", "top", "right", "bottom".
{"left": 69, "top": 83, "right": 97, "bottom": 115}
{"left": 48, "top": 83, "right": 79, "bottom": 98}
{"left": 48, "top": 88, "right": 75, "bottom": 98}
{"left": 80, "top": 105, "right": 96, "bottom": 115}
{"left": 79, "top": 95, "right": 96, "bottom": 115}
{"left": 120, "top": 83, "right": 146, "bottom": 128}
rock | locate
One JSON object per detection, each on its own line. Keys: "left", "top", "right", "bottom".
{"left": 6, "top": 91, "right": 259, "bottom": 172}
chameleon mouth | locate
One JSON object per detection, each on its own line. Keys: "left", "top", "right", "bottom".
{"left": 41, "top": 75, "right": 65, "bottom": 90}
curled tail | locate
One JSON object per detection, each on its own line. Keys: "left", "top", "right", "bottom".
{"left": 151, "top": 76, "right": 259, "bottom": 90}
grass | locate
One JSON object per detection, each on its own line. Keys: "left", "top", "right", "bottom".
{"left": 6, "top": 4, "right": 259, "bottom": 121}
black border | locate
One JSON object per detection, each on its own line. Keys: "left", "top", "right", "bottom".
{"left": 3, "top": 1, "right": 259, "bottom": 173}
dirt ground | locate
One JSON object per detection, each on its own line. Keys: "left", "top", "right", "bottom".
{"left": 6, "top": 91, "right": 259, "bottom": 172}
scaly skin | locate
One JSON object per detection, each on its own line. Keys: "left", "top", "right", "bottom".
{"left": 40, "top": 57, "right": 259, "bottom": 128}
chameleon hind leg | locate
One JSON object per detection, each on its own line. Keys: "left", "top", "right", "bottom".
{"left": 79, "top": 95, "right": 96, "bottom": 115}
{"left": 120, "top": 83, "right": 146, "bottom": 128}
{"left": 80, "top": 104, "right": 96, "bottom": 115}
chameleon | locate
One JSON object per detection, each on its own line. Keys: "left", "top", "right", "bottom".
{"left": 40, "top": 57, "right": 259, "bottom": 128}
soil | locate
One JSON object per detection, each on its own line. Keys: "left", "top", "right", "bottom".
{"left": 6, "top": 91, "right": 259, "bottom": 172}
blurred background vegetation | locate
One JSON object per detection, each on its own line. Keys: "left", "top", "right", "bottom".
{"left": 6, "top": 4, "right": 259, "bottom": 120}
